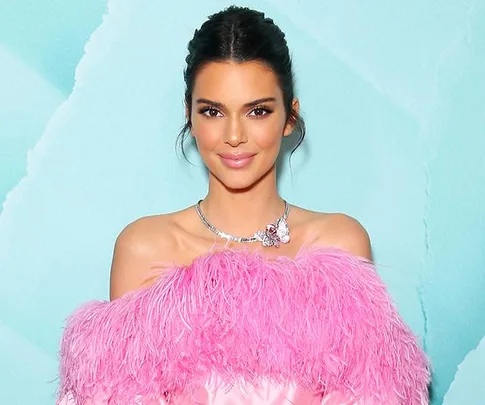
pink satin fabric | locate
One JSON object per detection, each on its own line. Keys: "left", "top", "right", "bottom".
{"left": 57, "top": 380, "right": 368, "bottom": 404}
{"left": 171, "top": 380, "right": 324, "bottom": 405}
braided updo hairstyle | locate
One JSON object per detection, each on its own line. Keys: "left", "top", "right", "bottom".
{"left": 177, "top": 5, "right": 305, "bottom": 159}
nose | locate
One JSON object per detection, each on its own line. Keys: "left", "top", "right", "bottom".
{"left": 223, "top": 116, "right": 247, "bottom": 147}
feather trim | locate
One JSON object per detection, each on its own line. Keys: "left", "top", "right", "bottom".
{"left": 56, "top": 246, "right": 430, "bottom": 404}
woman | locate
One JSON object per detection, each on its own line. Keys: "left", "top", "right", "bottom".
{"left": 57, "top": 6, "right": 430, "bottom": 404}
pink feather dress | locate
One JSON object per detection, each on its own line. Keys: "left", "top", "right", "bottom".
{"left": 56, "top": 246, "right": 430, "bottom": 404}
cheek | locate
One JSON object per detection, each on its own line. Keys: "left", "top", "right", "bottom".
{"left": 192, "top": 118, "right": 221, "bottom": 151}
{"left": 249, "top": 116, "right": 286, "bottom": 150}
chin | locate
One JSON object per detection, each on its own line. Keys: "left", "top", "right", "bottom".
{"left": 212, "top": 165, "right": 275, "bottom": 192}
{"left": 217, "top": 173, "right": 260, "bottom": 191}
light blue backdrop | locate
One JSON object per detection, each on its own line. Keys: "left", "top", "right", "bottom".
{"left": 1, "top": 1, "right": 484, "bottom": 404}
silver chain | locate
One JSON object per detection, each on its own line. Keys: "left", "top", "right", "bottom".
{"left": 195, "top": 199, "right": 291, "bottom": 244}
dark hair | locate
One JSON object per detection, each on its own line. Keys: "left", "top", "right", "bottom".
{"left": 176, "top": 5, "right": 305, "bottom": 161}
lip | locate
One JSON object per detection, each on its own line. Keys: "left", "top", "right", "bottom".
{"left": 218, "top": 152, "right": 256, "bottom": 169}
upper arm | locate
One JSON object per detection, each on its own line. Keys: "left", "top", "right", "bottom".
{"left": 321, "top": 213, "right": 373, "bottom": 261}
{"left": 109, "top": 218, "right": 171, "bottom": 301}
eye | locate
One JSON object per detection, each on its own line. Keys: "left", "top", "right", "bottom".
{"left": 199, "top": 107, "right": 223, "bottom": 118}
{"left": 248, "top": 106, "right": 273, "bottom": 118}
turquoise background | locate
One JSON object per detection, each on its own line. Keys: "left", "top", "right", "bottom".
{"left": 0, "top": 1, "right": 484, "bottom": 404}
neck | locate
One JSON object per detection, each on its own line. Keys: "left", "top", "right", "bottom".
{"left": 200, "top": 168, "right": 285, "bottom": 238}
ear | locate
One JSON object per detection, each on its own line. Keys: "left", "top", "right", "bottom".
{"left": 283, "top": 98, "right": 300, "bottom": 137}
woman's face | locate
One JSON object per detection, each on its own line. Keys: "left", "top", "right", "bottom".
{"left": 189, "top": 60, "right": 297, "bottom": 191}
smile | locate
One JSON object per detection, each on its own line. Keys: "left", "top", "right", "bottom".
{"left": 218, "top": 153, "right": 256, "bottom": 169}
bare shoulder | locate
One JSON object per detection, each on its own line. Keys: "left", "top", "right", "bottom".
{"left": 109, "top": 212, "right": 181, "bottom": 301}
{"left": 294, "top": 207, "right": 372, "bottom": 261}
{"left": 320, "top": 212, "right": 372, "bottom": 260}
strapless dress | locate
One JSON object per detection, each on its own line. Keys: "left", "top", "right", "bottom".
{"left": 55, "top": 247, "right": 429, "bottom": 404}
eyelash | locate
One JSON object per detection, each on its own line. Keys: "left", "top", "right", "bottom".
{"left": 198, "top": 106, "right": 273, "bottom": 119}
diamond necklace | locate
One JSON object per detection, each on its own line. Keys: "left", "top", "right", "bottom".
{"left": 195, "top": 199, "right": 291, "bottom": 248}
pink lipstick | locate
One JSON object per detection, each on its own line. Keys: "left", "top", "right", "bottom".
{"left": 218, "top": 152, "right": 256, "bottom": 169}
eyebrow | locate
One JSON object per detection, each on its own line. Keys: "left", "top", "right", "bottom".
{"left": 195, "top": 97, "right": 277, "bottom": 108}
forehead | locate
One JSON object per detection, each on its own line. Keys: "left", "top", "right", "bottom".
{"left": 192, "top": 60, "right": 282, "bottom": 101}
